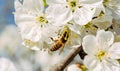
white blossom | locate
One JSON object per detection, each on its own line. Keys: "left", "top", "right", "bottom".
{"left": 82, "top": 30, "right": 120, "bottom": 71}
{"left": 100, "top": 0, "right": 120, "bottom": 20}
{"left": 91, "top": 8, "right": 113, "bottom": 30}
{"left": 46, "top": 0, "right": 102, "bottom": 26}
{"left": 67, "top": 64, "right": 82, "bottom": 71}
{"left": 67, "top": 64, "right": 87, "bottom": 71}
{"left": 14, "top": 0, "right": 58, "bottom": 50}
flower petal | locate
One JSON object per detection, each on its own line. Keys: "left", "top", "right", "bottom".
{"left": 82, "top": 35, "right": 98, "bottom": 54}
{"left": 46, "top": 4, "right": 73, "bottom": 26}
{"left": 81, "top": 0, "right": 103, "bottom": 7}
{"left": 102, "top": 59, "right": 120, "bottom": 71}
{"left": 66, "top": 20, "right": 82, "bottom": 35}
{"left": 46, "top": 0, "right": 66, "bottom": 4}
{"left": 73, "top": 6, "right": 95, "bottom": 25}
{"left": 14, "top": 0, "right": 22, "bottom": 11}
{"left": 23, "top": 0, "right": 43, "bottom": 12}
{"left": 96, "top": 30, "right": 114, "bottom": 50}
{"left": 67, "top": 64, "right": 82, "bottom": 71}
{"left": 92, "top": 9, "right": 113, "bottom": 29}
{"left": 101, "top": 60, "right": 113, "bottom": 71}
{"left": 109, "top": 42, "right": 120, "bottom": 59}
{"left": 83, "top": 55, "right": 102, "bottom": 71}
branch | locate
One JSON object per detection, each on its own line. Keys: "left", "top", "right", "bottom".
{"left": 50, "top": 45, "right": 82, "bottom": 71}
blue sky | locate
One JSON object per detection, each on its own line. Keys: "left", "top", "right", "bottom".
{"left": 0, "top": 0, "right": 16, "bottom": 31}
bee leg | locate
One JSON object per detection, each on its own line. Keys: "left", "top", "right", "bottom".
{"left": 48, "top": 50, "right": 53, "bottom": 55}
{"left": 59, "top": 45, "right": 65, "bottom": 55}
{"left": 50, "top": 37, "right": 58, "bottom": 42}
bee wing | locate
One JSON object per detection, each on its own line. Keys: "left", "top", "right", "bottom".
{"left": 58, "top": 44, "right": 65, "bottom": 55}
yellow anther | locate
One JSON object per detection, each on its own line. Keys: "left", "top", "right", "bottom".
{"left": 36, "top": 16, "right": 48, "bottom": 27}
{"left": 96, "top": 50, "right": 106, "bottom": 61}
{"left": 69, "top": 1, "right": 77, "bottom": 7}
{"left": 66, "top": 0, "right": 81, "bottom": 12}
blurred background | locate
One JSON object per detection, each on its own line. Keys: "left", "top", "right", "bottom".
{"left": 0, "top": 0, "right": 15, "bottom": 31}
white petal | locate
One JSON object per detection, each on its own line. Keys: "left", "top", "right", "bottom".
{"left": 73, "top": 6, "right": 95, "bottom": 25}
{"left": 25, "top": 26, "right": 41, "bottom": 41}
{"left": 46, "top": 4, "right": 73, "bottom": 26}
{"left": 67, "top": 64, "right": 82, "bottom": 71}
{"left": 102, "top": 59, "right": 120, "bottom": 71}
{"left": 14, "top": 0, "right": 22, "bottom": 11}
{"left": 23, "top": 0, "right": 43, "bottom": 12}
{"left": 14, "top": 12, "right": 35, "bottom": 25}
{"left": 66, "top": 21, "right": 82, "bottom": 35}
{"left": 96, "top": 30, "right": 114, "bottom": 50}
{"left": 46, "top": 0, "right": 66, "bottom": 4}
{"left": 91, "top": 63, "right": 102, "bottom": 71}
{"left": 84, "top": 55, "right": 101, "bottom": 71}
{"left": 109, "top": 42, "right": 120, "bottom": 59}
{"left": 93, "top": 4, "right": 105, "bottom": 17}
{"left": 82, "top": 35, "right": 98, "bottom": 54}
{"left": 101, "top": 60, "right": 113, "bottom": 71}
{"left": 92, "top": 8, "right": 113, "bottom": 29}
{"left": 81, "top": 0, "right": 103, "bottom": 7}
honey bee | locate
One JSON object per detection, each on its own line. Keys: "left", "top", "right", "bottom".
{"left": 50, "top": 26, "right": 70, "bottom": 54}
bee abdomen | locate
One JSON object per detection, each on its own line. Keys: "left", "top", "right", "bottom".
{"left": 50, "top": 42, "right": 63, "bottom": 51}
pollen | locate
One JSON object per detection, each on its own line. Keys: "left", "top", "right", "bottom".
{"left": 36, "top": 16, "right": 48, "bottom": 27}
{"left": 69, "top": 1, "right": 77, "bottom": 8}
{"left": 96, "top": 50, "right": 106, "bottom": 61}
{"left": 66, "top": 0, "right": 81, "bottom": 12}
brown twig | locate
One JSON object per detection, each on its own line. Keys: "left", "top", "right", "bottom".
{"left": 50, "top": 45, "right": 82, "bottom": 71}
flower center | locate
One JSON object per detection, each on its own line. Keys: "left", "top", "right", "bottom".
{"left": 69, "top": 1, "right": 77, "bottom": 7}
{"left": 66, "top": 0, "right": 82, "bottom": 12}
{"left": 96, "top": 50, "right": 106, "bottom": 61}
{"left": 36, "top": 16, "right": 49, "bottom": 27}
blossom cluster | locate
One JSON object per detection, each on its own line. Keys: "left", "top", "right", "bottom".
{"left": 14, "top": 0, "right": 120, "bottom": 71}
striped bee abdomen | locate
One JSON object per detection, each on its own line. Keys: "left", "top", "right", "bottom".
{"left": 50, "top": 41, "right": 63, "bottom": 51}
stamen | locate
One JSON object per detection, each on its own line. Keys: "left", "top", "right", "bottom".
{"left": 24, "top": 39, "right": 38, "bottom": 47}
{"left": 36, "top": 16, "right": 49, "bottom": 27}
{"left": 96, "top": 50, "right": 106, "bottom": 61}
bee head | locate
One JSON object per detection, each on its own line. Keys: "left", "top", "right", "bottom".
{"left": 61, "top": 26, "right": 71, "bottom": 43}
